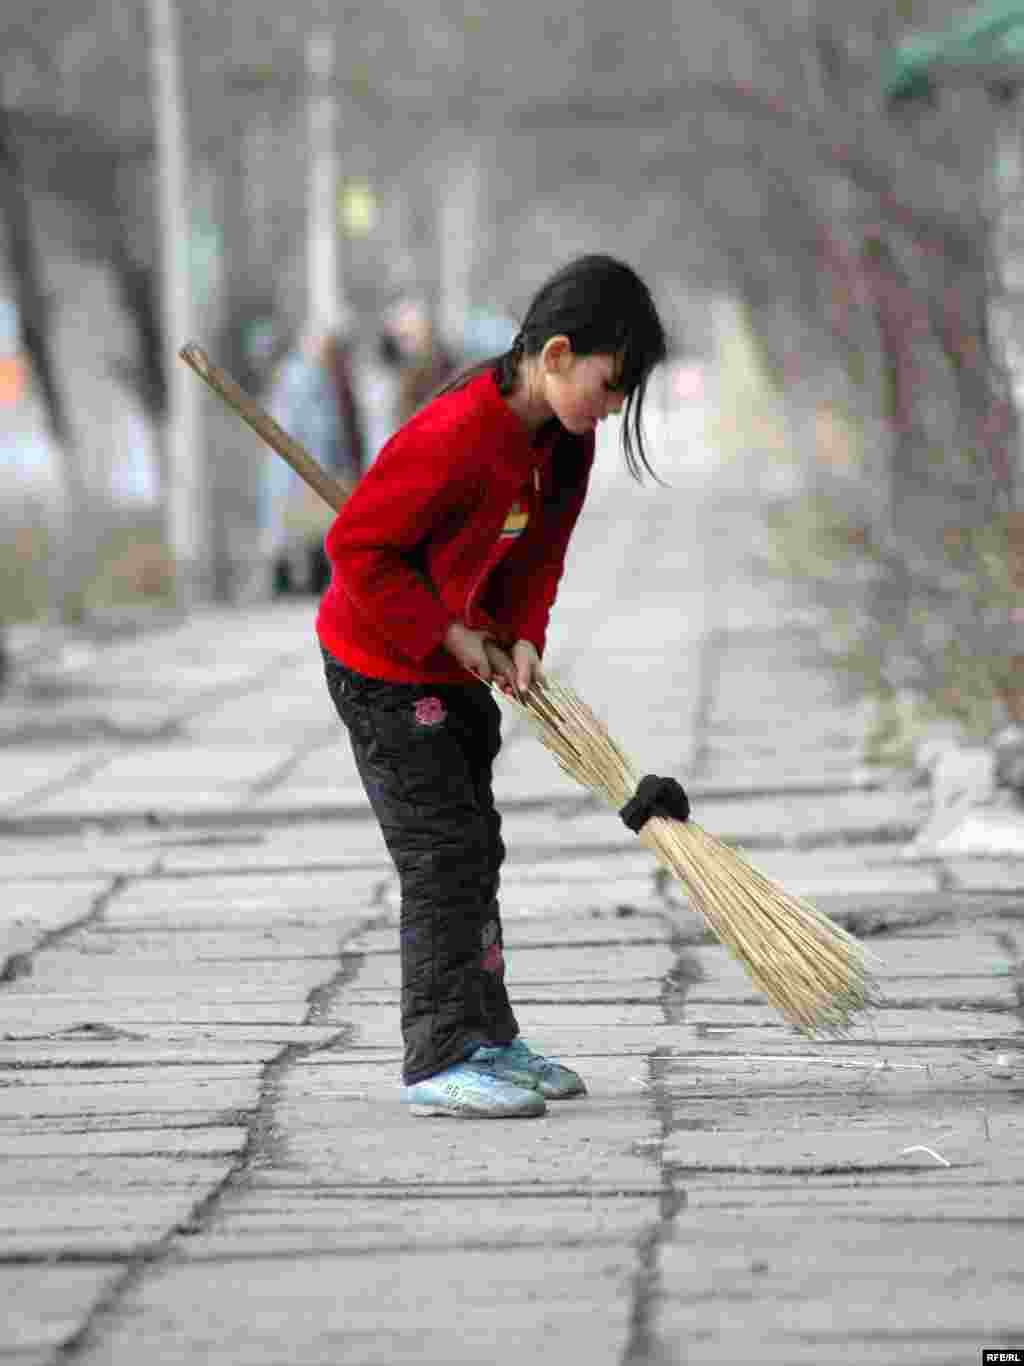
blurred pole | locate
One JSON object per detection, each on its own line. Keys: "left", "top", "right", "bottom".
{"left": 437, "top": 138, "right": 481, "bottom": 360}
{"left": 209, "top": 114, "right": 247, "bottom": 604}
{"left": 995, "top": 99, "right": 1024, "bottom": 508}
{"left": 148, "top": 0, "right": 203, "bottom": 609}
{"left": 247, "top": 110, "right": 275, "bottom": 279}
{"left": 994, "top": 102, "right": 1024, "bottom": 717}
{"left": 307, "top": 30, "right": 343, "bottom": 331}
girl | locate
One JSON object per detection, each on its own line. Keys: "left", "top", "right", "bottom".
{"left": 319, "top": 255, "right": 668, "bottom": 1118}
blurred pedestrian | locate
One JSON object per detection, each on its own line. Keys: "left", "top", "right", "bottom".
{"left": 357, "top": 325, "right": 404, "bottom": 468}
{"left": 386, "top": 297, "right": 457, "bottom": 426}
{"left": 318, "top": 255, "right": 668, "bottom": 1118}
{"left": 262, "top": 322, "right": 367, "bottom": 595}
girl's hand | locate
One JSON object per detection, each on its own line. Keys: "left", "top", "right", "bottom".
{"left": 483, "top": 640, "right": 517, "bottom": 691}
{"left": 444, "top": 622, "right": 496, "bottom": 680}
{"left": 511, "top": 640, "right": 543, "bottom": 694}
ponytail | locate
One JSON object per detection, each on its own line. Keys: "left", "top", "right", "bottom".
{"left": 433, "top": 333, "right": 525, "bottom": 402}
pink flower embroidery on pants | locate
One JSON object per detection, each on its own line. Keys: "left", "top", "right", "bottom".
{"left": 481, "top": 941, "right": 504, "bottom": 974}
{"left": 480, "top": 919, "right": 503, "bottom": 973}
{"left": 414, "top": 696, "right": 446, "bottom": 726}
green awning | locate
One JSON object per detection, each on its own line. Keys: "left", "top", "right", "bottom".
{"left": 883, "top": 0, "right": 1024, "bottom": 103}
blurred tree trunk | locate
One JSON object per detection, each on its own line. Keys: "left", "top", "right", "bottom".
{"left": 0, "top": 104, "right": 93, "bottom": 626}
{"left": 109, "top": 242, "right": 168, "bottom": 464}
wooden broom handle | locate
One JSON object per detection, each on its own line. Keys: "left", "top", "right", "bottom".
{"left": 178, "top": 342, "right": 355, "bottom": 512}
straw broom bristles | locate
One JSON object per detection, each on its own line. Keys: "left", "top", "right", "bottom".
{"left": 493, "top": 674, "right": 882, "bottom": 1036}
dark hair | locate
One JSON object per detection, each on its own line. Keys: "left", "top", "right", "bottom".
{"left": 437, "top": 254, "right": 668, "bottom": 481}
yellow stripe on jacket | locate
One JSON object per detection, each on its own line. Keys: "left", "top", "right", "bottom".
{"left": 501, "top": 500, "right": 529, "bottom": 539}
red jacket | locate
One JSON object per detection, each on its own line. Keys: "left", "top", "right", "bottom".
{"left": 316, "top": 370, "right": 595, "bottom": 684}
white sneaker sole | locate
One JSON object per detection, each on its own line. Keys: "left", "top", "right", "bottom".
{"left": 406, "top": 1102, "right": 545, "bottom": 1118}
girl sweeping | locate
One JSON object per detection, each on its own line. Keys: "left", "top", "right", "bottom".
{"left": 319, "top": 255, "right": 668, "bottom": 1117}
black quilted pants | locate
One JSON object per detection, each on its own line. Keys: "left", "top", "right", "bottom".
{"left": 322, "top": 649, "right": 519, "bottom": 1083}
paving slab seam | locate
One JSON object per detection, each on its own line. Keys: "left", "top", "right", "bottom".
{"left": 4, "top": 770, "right": 919, "bottom": 834}
{"left": 0, "top": 874, "right": 132, "bottom": 987}
{"left": 169, "top": 1233, "right": 642, "bottom": 1264}
{"left": 0, "top": 1251, "right": 140, "bottom": 1268}
{"left": 5, "top": 752, "right": 117, "bottom": 814}
{"left": 5, "top": 647, "right": 308, "bottom": 763}
{"left": 0, "top": 1059, "right": 302, "bottom": 1073}
{"left": 0, "top": 800, "right": 924, "bottom": 848}
{"left": 355, "top": 934, "right": 672, "bottom": 958}
{"left": 139, "top": 647, "right": 311, "bottom": 733}
{"left": 14, "top": 1115, "right": 253, "bottom": 1136}
{"left": 620, "top": 1047, "right": 687, "bottom": 1366}
{"left": 46, "top": 898, "right": 393, "bottom": 1363}
{"left": 234, "top": 1181, "right": 668, "bottom": 1196}
{"left": 667, "top": 1161, "right": 983, "bottom": 1176}
{"left": 112, "top": 856, "right": 396, "bottom": 885}
{"left": 244, "top": 721, "right": 343, "bottom": 798}
{"left": 870, "top": 998, "right": 1020, "bottom": 1014}
{"left": 0, "top": 794, "right": 589, "bottom": 839}
{"left": 0, "top": 716, "right": 182, "bottom": 749}
{"left": 671, "top": 1084, "right": 1009, "bottom": 1102}
{"left": 620, "top": 902, "right": 699, "bottom": 1366}
{"left": 672, "top": 1175, "right": 1024, "bottom": 1193}
{"left": 674, "top": 1034, "right": 1024, "bottom": 1049}
{"left": 822, "top": 1213, "right": 1024, "bottom": 1226}
{"left": 0, "top": 816, "right": 917, "bottom": 857}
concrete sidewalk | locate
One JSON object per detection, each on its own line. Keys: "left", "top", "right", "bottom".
{"left": 1, "top": 461, "right": 1022, "bottom": 1365}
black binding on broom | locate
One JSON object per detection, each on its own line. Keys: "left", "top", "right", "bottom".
{"left": 619, "top": 775, "right": 690, "bottom": 832}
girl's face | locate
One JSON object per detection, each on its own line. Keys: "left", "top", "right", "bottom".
{"left": 541, "top": 344, "right": 626, "bottom": 435}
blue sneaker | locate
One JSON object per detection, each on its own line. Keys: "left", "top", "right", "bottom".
{"left": 473, "top": 1039, "right": 588, "bottom": 1100}
{"left": 400, "top": 1059, "right": 546, "bottom": 1118}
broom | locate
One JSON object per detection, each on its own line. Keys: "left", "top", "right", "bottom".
{"left": 179, "top": 342, "right": 881, "bottom": 1035}
{"left": 491, "top": 673, "right": 882, "bottom": 1036}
